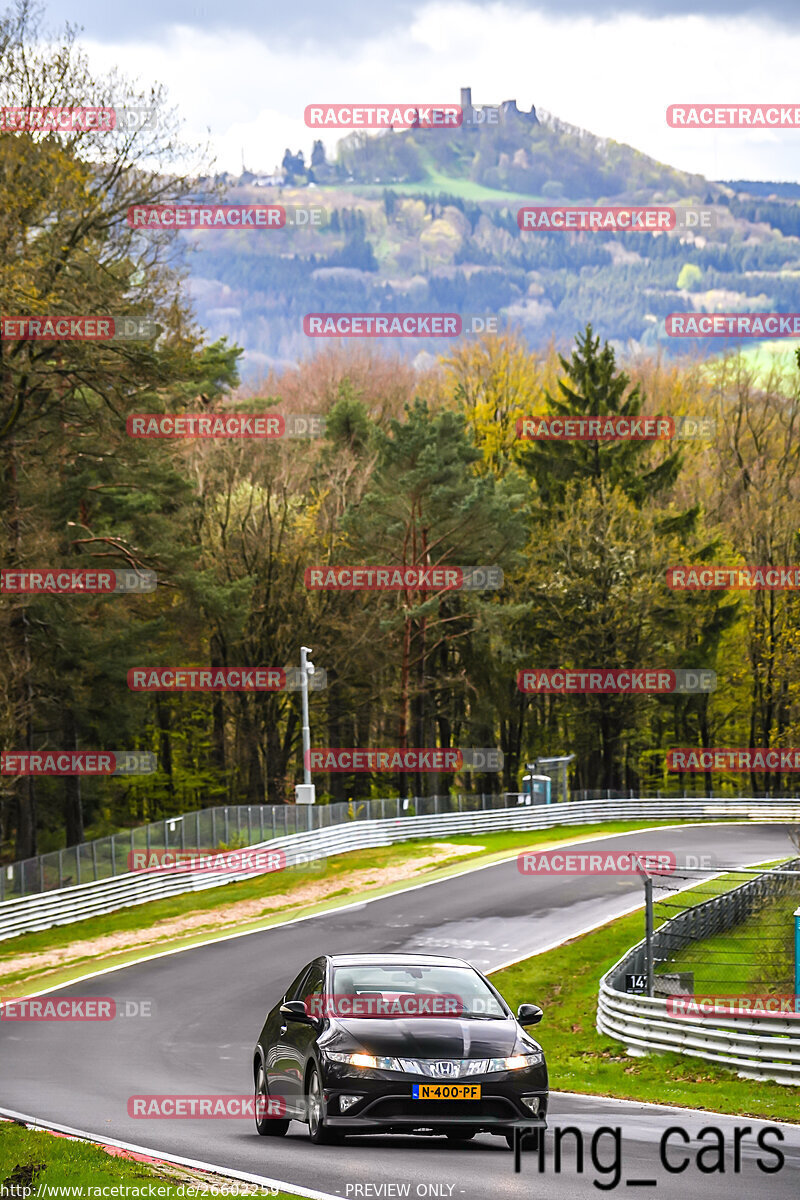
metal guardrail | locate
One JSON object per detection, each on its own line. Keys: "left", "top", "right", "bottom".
{"left": 597, "top": 860, "right": 800, "bottom": 1085}
{"left": 8, "top": 789, "right": 792, "bottom": 901}
{"left": 2, "top": 795, "right": 800, "bottom": 940}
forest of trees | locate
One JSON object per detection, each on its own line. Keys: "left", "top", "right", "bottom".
{"left": 4, "top": 4, "right": 800, "bottom": 866}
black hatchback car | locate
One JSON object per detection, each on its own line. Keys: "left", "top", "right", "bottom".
{"left": 252, "top": 952, "right": 548, "bottom": 1148}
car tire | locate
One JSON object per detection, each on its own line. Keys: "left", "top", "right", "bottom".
{"left": 505, "top": 1128, "right": 540, "bottom": 1152}
{"left": 446, "top": 1130, "right": 476, "bottom": 1141}
{"left": 306, "top": 1063, "right": 343, "bottom": 1145}
{"left": 254, "top": 1062, "right": 290, "bottom": 1137}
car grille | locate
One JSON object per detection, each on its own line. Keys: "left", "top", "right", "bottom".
{"left": 398, "top": 1058, "right": 515, "bottom": 1078}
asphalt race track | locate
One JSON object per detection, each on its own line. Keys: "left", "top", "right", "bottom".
{"left": 2, "top": 823, "right": 800, "bottom": 1198}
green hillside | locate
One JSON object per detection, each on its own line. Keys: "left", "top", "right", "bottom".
{"left": 187, "top": 108, "right": 800, "bottom": 377}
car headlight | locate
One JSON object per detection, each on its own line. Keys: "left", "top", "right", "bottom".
{"left": 324, "top": 1051, "right": 403, "bottom": 1071}
{"left": 486, "top": 1052, "right": 544, "bottom": 1071}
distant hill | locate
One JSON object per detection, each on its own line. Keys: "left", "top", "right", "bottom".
{"left": 179, "top": 100, "right": 800, "bottom": 379}
{"left": 720, "top": 180, "right": 800, "bottom": 199}
{"left": 329, "top": 108, "right": 711, "bottom": 202}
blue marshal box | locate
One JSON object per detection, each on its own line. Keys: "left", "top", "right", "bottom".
{"left": 521, "top": 774, "right": 551, "bottom": 804}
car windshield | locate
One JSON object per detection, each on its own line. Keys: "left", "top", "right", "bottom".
{"left": 323, "top": 964, "right": 507, "bottom": 1019}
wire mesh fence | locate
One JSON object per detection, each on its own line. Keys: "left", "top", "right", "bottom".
{"left": 0, "top": 792, "right": 525, "bottom": 902}
{"left": 647, "top": 856, "right": 800, "bottom": 997}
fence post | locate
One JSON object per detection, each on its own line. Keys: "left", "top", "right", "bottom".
{"left": 794, "top": 907, "right": 800, "bottom": 1014}
{"left": 211, "top": 809, "right": 217, "bottom": 847}
{"left": 272, "top": 808, "right": 277, "bottom": 840}
{"left": 76, "top": 849, "right": 81, "bottom": 886}
{"left": 260, "top": 806, "right": 264, "bottom": 841}
{"left": 644, "top": 876, "right": 654, "bottom": 997}
{"left": 58, "top": 849, "right": 63, "bottom": 889}
{"left": 92, "top": 841, "right": 98, "bottom": 881}
{"left": 181, "top": 817, "right": 186, "bottom": 852}
{"left": 110, "top": 835, "right": 115, "bottom": 875}
{"left": 40, "top": 856, "right": 45, "bottom": 892}
{"left": 248, "top": 807, "right": 253, "bottom": 844}
{"left": 224, "top": 808, "right": 230, "bottom": 844}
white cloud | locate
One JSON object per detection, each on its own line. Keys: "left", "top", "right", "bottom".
{"left": 80, "top": 3, "right": 800, "bottom": 180}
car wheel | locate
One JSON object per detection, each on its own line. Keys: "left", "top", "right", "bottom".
{"left": 306, "top": 1063, "right": 342, "bottom": 1145}
{"left": 254, "top": 1062, "right": 290, "bottom": 1136}
{"left": 505, "top": 1128, "right": 540, "bottom": 1152}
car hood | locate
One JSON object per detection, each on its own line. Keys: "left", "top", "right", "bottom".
{"left": 328, "top": 1016, "right": 530, "bottom": 1058}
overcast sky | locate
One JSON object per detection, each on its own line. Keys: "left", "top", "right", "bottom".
{"left": 42, "top": 0, "right": 800, "bottom": 181}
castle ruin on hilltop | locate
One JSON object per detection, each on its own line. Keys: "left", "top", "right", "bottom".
{"left": 460, "top": 87, "right": 538, "bottom": 128}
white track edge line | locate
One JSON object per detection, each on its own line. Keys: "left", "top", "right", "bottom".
{"left": 484, "top": 849, "right": 790, "bottom": 974}
{"left": 0, "top": 1106, "right": 340, "bottom": 1200}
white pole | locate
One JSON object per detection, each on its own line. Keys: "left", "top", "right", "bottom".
{"left": 300, "top": 645, "right": 313, "bottom": 789}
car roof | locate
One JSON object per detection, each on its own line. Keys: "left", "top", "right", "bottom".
{"left": 328, "top": 954, "right": 473, "bottom": 968}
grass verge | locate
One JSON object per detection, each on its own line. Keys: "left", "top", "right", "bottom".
{"left": 490, "top": 905, "right": 800, "bottom": 1124}
{"left": 0, "top": 821, "right": 695, "bottom": 997}
{"left": 0, "top": 1119, "right": 299, "bottom": 1198}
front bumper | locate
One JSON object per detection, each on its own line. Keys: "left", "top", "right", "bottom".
{"left": 319, "top": 1060, "right": 548, "bottom": 1133}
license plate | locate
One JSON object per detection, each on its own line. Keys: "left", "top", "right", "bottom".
{"left": 412, "top": 1084, "right": 481, "bottom": 1100}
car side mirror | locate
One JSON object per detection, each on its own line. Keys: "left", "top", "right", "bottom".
{"left": 280, "top": 1000, "right": 319, "bottom": 1027}
{"left": 517, "top": 1003, "right": 543, "bottom": 1026}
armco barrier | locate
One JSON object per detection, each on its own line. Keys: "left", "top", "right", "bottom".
{"left": 1, "top": 797, "right": 800, "bottom": 940}
{"left": 597, "top": 859, "right": 800, "bottom": 1085}
{"left": 597, "top": 981, "right": 800, "bottom": 1085}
